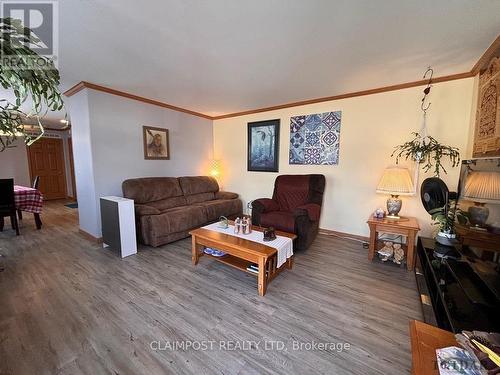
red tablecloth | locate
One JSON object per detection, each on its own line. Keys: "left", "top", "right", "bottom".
{"left": 14, "top": 185, "right": 43, "bottom": 214}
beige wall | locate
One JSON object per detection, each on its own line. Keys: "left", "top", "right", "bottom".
{"left": 67, "top": 89, "right": 214, "bottom": 237}
{"left": 213, "top": 78, "right": 475, "bottom": 237}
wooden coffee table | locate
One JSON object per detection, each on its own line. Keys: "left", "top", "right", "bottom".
{"left": 189, "top": 223, "right": 296, "bottom": 296}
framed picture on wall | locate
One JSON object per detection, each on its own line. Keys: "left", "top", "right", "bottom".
{"left": 247, "top": 119, "right": 280, "bottom": 172}
{"left": 143, "top": 126, "right": 170, "bottom": 160}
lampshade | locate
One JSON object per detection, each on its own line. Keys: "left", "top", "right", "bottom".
{"left": 210, "top": 159, "right": 221, "bottom": 177}
{"left": 376, "top": 167, "right": 414, "bottom": 196}
{"left": 462, "top": 171, "right": 500, "bottom": 203}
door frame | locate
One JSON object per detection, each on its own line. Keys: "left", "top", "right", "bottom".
{"left": 67, "top": 137, "right": 77, "bottom": 199}
{"left": 26, "top": 136, "right": 68, "bottom": 200}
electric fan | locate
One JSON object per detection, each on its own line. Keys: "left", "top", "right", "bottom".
{"left": 420, "top": 177, "right": 461, "bottom": 258}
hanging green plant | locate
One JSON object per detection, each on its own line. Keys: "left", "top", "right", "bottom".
{"left": 0, "top": 17, "right": 64, "bottom": 151}
{"left": 391, "top": 132, "right": 460, "bottom": 177}
{"left": 391, "top": 67, "right": 460, "bottom": 178}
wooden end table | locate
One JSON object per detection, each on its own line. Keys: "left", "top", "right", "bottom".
{"left": 189, "top": 223, "right": 296, "bottom": 296}
{"left": 367, "top": 216, "right": 420, "bottom": 270}
{"left": 409, "top": 320, "right": 457, "bottom": 375}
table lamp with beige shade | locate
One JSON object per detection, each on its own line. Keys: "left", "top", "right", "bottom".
{"left": 376, "top": 167, "right": 415, "bottom": 219}
{"left": 461, "top": 171, "right": 500, "bottom": 227}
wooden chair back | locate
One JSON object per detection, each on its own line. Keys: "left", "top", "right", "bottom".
{"left": 0, "top": 178, "right": 15, "bottom": 214}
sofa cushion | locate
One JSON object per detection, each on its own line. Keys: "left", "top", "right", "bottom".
{"left": 135, "top": 204, "right": 161, "bottom": 216}
{"left": 260, "top": 211, "right": 296, "bottom": 233}
{"left": 146, "top": 205, "right": 207, "bottom": 236}
{"left": 186, "top": 192, "right": 215, "bottom": 204}
{"left": 148, "top": 196, "right": 187, "bottom": 212}
{"left": 123, "top": 177, "right": 183, "bottom": 204}
{"left": 179, "top": 176, "right": 219, "bottom": 196}
{"left": 195, "top": 199, "right": 242, "bottom": 221}
{"left": 215, "top": 191, "right": 238, "bottom": 200}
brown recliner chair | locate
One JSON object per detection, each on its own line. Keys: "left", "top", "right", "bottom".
{"left": 252, "top": 174, "right": 325, "bottom": 251}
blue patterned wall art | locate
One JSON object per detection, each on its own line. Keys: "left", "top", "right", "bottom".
{"left": 289, "top": 111, "right": 341, "bottom": 165}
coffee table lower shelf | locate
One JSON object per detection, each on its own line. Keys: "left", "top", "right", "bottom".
{"left": 208, "top": 254, "right": 260, "bottom": 276}
{"left": 189, "top": 226, "right": 296, "bottom": 296}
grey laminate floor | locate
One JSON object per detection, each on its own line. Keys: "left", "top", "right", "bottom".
{"left": 0, "top": 201, "right": 422, "bottom": 375}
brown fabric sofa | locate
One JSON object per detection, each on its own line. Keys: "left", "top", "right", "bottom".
{"left": 122, "top": 176, "right": 242, "bottom": 247}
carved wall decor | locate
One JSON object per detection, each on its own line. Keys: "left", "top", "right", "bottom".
{"left": 473, "top": 56, "right": 500, "bottom": 157}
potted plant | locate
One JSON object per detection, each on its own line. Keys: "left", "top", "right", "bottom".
{"left": 0, "top": 17, "right": 64, "bottom": 151}
{"left": 429, "top": 199, "right": 468, "bottom": 246}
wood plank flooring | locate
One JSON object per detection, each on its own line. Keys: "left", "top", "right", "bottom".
{"left": 0, "top": 201, "right": 422, "bottom": 374}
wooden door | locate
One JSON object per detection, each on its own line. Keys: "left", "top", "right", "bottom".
{"left": 27, "top": 137, "right": 67, "bottom": 200}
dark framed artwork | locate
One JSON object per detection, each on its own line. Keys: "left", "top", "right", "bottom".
{"left": 143, "top": 126, "right": 170, "bottom": 160}
{"left": 247, "top": 119, "right": 280, "bottom": 172}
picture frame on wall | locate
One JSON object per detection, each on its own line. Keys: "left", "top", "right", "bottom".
{"left": 143, "top": 126, "right": 170, "bottom": 160}
{"left": 247, "top": 119, "right": 280, "bottom": 172}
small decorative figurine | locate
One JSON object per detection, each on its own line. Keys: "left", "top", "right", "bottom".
{"left": 218, "top": 216, "right": 228, "bottom": 229}
{"left": 373, "top": 208, "right": 385, "bottom": 219}
{"left": 241, "top": 218, "right": 248, "bottom": 234}
{"left": 243, "top": 215, "right": 252, "bottom": 234}
{"left": 393, "top": 243, "right": 405, "bottom": 265}
{"left": 263, "top": 227, "right": 276, "bottom": 242}
{"left": 234, "top": 217, "right": 241, "bottom": 234}
{"left": 378, "top": 241, "right": 394, "bottom": 261}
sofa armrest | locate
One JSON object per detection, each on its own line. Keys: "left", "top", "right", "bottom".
{"left": 294, "top": 203, "right": 321, "bottom": 221}
{"left": 215, "top": 191, "right": 238, "bottom": 200}
{"left": 252, "top": 198, "right": 279, "bottom": 214}
{"left": 135, "top": 204, "right": 161, "bottom": 216}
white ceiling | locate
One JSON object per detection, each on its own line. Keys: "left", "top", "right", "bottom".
{"left": 5, "top": 0, "right": 500, "bottom": 119}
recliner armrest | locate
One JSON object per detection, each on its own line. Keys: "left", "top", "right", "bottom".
{"left": 294, "top": 203, "right": 321, "bottom": 221}
{"left": 252, "top": 198, "right": 280, "bottom": 213}
{"left": 135, "top": 204, "right": 161, "bottom": 216}
{"left": 215, "top": 191, "right": 238, "bottom": 200}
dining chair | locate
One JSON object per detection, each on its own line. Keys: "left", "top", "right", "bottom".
{"left": 0, "top": 178, "right": 20, "bottom": 236}
{"left": 17, "top": 176, "right": 40, "bottom": 221}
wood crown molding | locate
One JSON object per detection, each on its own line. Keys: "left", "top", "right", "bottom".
{"left": 64, "top": 72, "right": 473, "bottom": 121}
{"left": 63, "top": 81, "right": 213, "bottom": 120}
{"left": 65, "top": 34, "right": 500, "bottom": 121}
{"left": 212, "top": 71, "right": 474, "bottom": 119}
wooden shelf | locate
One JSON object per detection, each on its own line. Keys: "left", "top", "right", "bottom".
{"left": 375, "top": 241, "right": 408, "bottom": 267}
{"left": 206, "top": 254, "right": 258, "bottom": 276}
{"left": 376, "top": 240, "right": 408, "bottom": 251}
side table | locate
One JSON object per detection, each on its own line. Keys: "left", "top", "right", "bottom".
{"left": 454, "top": 223, "right": 500, "bottom": 261}
{"left": 367, "top": 216, "right": 420, "bottom": 271}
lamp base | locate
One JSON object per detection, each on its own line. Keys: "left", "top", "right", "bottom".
{"left": 386, "top": 195, "right": 402, "bottom": 219}
{"left": 386, "top": 214, "right": 401, "bottom": 220}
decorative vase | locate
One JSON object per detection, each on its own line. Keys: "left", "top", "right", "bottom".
{"left": 386, "top": 195, "right": 402, "bottom": 218}
{"left": 468, "top": 203, "right": 489, "bottom": 227}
